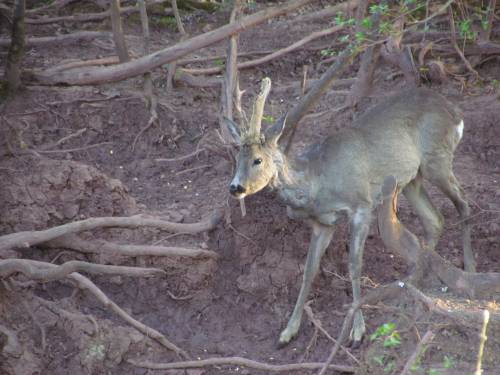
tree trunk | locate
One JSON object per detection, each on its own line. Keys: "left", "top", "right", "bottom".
{"left": 4, "top": 0, "right": 26, "bottom": 92}
{"left": 110, "top": 0, "right": 130, "bottom": 63}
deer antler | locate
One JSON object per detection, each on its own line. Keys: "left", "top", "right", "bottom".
{"left": 244, "top": 77, "right": 271, "bottom": 143}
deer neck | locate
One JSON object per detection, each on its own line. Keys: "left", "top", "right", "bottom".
{"left": 269, "top": 149, "right": 312, "bottom": 209}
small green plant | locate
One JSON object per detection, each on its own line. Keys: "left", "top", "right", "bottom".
{"left": 372, "top": 355, "right": 385, "bottom": 366}
{"left": 214, "top": 58, "right": 225, "bottom": 67}
{"left": 369, "top": 323, "right": 409, "bottom": 373}
{"left": 370, "top": 322, "right": 401, "bottom": 348}
{"left": 361, "top": 17, "right": 373, "bottom": 29}
{"left": 369, "top": 3, "right": 389, "bottom": 15}
{"left": 156, "top": 15, "right": 178, "bottom": 29}
{"left": 458, "top": 19, "right": 476, "bottom": 40}
{"left": 428, "top": 369, "right": 440, "bottom": 375}
{"left": 262, "top": 115, "right": 275, "bottom": 123}
{"left": 320, "top": 49, "right": 337, "bottom": 57}
{"left": 443, "top": 355, "right": 454, "bottom": 369}
{"left": 334, "top": 12, "right": 356, "bottom": 27}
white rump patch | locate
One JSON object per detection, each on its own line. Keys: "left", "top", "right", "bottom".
{"left": 456, "top": 120, "right": 464, "bottom": 140}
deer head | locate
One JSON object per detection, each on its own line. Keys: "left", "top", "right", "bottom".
{"left": 225, "top": 78, "right": 287, "bottom": 199}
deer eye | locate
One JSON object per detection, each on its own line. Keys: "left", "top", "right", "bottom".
{"left": 253, "top": 158, "right": 262, "bottom": 166}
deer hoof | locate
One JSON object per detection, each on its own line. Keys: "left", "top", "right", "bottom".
{"left": 348, "top": 312, "right": 366, "bottom": 348}
{"left": 278, "top": 327, "right": 297, "bottom": 347}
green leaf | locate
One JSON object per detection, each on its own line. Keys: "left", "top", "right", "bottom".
{"left": 443, "top": 356, "right": 454, "bottom": 369}
{"left": 383, "top": 334, "right": 401, "bottom": 348}
{"left": 334, "top": 12, "right": 345, "bottom": 26}
{"left": 371, "top": 322, "right": 397, "bottom": 340}
{"left": 428, "top": 369, "right": 440, "bottom": 375}
{"left": 355, "top": 31, "right": 366, "bottom": 42}
{"left": 339, "top": 34, "right": 350, "bottom": 43}
{"left": 373, "top": 355, "right": 385, "bottom": 366}
{"left": 384, "top": 360, "right": 396, "bottom": 373}
{"left": 262, "top": 115, "right": 275, "bottom": 123}
{"left": 361, "top": 17, "right": 373, "bottom": 29}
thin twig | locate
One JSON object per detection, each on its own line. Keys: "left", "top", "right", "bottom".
{"left": 304, "top": 302, "right": 360, "bottom": 365}
{"left": 36, "top": 142, "right": 112, "bottom": 154}
{"left": 475, "top": 309, "right": 490, "bottom": 375}
{"left": 399, "top": 330, "right": 435, "bottom": 375}
{"left": 448, "top": 6, "right": 479, "bottom": 78}
{"left": 40, "top": 128, "right": 87, "bottom": 151}
{"left": 155, "top": 148, "right": 205, "bottom": 163}
{"left": 175, "top": 164, "right": 211, "bottom": 175}
{"left": 128, "top": 356, "right": 354, "bottom": 372}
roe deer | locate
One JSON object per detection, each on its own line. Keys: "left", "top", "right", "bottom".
{"left": 225, "top": 78, "right": 473, "bottom": 346}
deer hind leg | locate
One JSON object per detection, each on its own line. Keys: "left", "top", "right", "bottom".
{"left": 403, "top": 174, "right": 444, "bottom": 250}
{"left": 378, "top": 176, "right": 423, "bottom": 273}
{"left": 348, "top": 207, "right": 372, "bottom": 347}
{"left": 278, "top": 222, "right": 334, "bottom": 345}
{"left": 429, "top": 171, "right": 475, "bottom": 272}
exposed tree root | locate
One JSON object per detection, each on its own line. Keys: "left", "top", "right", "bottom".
{"left": 68, "top": 271, "right": 187, "bottom": 357}
{"left": 0, "top": 260, "right": 186, "bottom": 356}
{"left": 128, "top": 356, "right": 355, "bottom": 373}
{"left": 0, "top": 258, "right": 165, "bottom": 280}
{"left": 0, "top": 324, "right": 22, "bottom": 357}
{"left": 44, "top": 234, "right": 219, "bottom": 259}
{"left": 0, "top": 210, "right": 223, "bottom": 253}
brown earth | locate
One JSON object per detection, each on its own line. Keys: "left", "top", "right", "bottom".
{"left": 1, "top": 2, "right": 500, "bottom": 375}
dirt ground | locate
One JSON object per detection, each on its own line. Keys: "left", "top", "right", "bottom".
{"left": 1, "top": 2, "right": 500, "bottom": 375}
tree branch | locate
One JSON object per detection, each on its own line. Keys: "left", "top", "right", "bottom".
{"left": 31, "top": 0, "right": 316, "bottom": 85}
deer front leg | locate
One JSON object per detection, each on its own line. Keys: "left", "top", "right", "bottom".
{"left": 348, "top": 207, "right": 372, "bottom": 347}
{"left": 278, "top": 222, "right": 334, "bottom": 345}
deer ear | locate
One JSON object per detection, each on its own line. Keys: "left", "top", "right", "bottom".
{"left": 223, "top": 117, "right": 241, "bottom": 144}
{"left": 265, "top": 113, "right": 287, "bottom": 146}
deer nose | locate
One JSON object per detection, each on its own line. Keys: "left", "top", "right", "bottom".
{"left": 229, "top": 184, "right": 246, "bottom": 195}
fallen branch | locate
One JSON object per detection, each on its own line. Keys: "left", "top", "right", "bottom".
{"left": 0, "top": 210, "right": 223, "bottom": 252}
{"left": 128, "top": 356, "right": 355, "bottom": 373}
{"left": 25, "top": 0, "right": 171, "bottom": 25}
{"left": 273, "top": 77, "right": 356, "bottom": 94}
{"left": 295, "top": 0, "right": 359, "bottom": 22}
{"left": 44, "top": 234, "right": 219, "bottom": 259}
{"left": 0, "top": 31, "right": 113, "bottom": 48}
{"left": 174, "top": 69, "right": 222, "bottom": 88}
{"left": 0, "top": 258, "right": 165, "bottom": 280}
{"left": 31, "top": 0, "right": 316, "bottom": 85}
{"left": 182, "top": 25, "right": 344, "bottom": 76}
{"left": 26, "top": 0, "right": 80, "bottom": 15}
